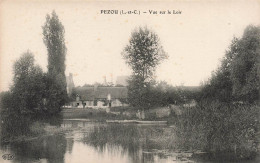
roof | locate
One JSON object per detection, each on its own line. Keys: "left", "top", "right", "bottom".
{"left": 95, "top": 87, "right": 128, "bottom": 99}
{"left": 175, "top": 86, "right": 201, "bottom": 92}
{"left": 74, "top": 87, "right": 95, "bottom": 101}
{"left": 74, "top": 86, "right": 128, "bottom": 100}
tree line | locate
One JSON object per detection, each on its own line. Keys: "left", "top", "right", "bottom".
{"left": 200, "top": 25, "right": 260, "bottom": 104}
{"left": 122, "top": 25, "right": 260, "bottom": 108}
{"left": 1, "top": 11, "right": 67, "bottom": 115}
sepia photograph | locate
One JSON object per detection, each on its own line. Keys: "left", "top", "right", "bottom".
{"left": 0, "top": 0, "right": 260, "bottom": 162}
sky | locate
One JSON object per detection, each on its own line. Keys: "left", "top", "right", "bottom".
{"left": 0, "top": 0, "right": 260, "bottom": 92}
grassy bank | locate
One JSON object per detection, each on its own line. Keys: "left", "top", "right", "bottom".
{"left": 0, "top": 113, "right": 68, "bottom": 144}
{"left": 62, "top": 107, "right": 137, "bottom": 121}
{"left": 61, "top": 106, "right": 175, "bottom": 122}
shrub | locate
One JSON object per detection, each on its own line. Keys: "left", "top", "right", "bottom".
{"left": 30, "top": 122, "right": 45, "bottom": 136}
{"left": 175, "top": 101, "right": 259, "bottom": 160}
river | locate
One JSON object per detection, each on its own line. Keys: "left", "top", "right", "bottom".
{"left": 0, "top": 119, "right": 259, "bottom": 163}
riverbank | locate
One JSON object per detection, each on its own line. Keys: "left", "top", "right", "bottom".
{"left": 1, "top": 118, "right": 260, "bottom": 163}
{"left": 61, "top": 106, "right": 177, "bottom": 123}
{"left": 1, "top": 103, "right": 259, "bottom": 162}
{"left": 0, "top": 106, "right": 172, "bottom": 144}
{"left": 0, "top": 121, "right": 72, "bottom": 144}
{"left": 63, "top": 103, "right": 260, "bottom": 161}
{"left": 62, "top": 103, "right": 260, "bottom": 161}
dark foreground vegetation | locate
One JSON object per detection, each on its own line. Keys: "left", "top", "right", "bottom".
{"left": 175, "top": 102, "right": 259, "bottom": 161}
{"left": 176, "top": 25, "right": 260, "bottom": 161}
{"left": 0, "top": 112, "right": 63, "bottom": 143}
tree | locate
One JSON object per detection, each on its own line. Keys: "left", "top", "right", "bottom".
{"left": 258, "top": 48, "right": 260, "bottom": 104}
{"left": 200, "top": 37, "right": 240, "bottom": 102}
{"left": 200, "top": 25, "right": 260, "bottom": 104}
{"left": 11, "top": 51, "right": 46, "bottom": 113}
{"left": 43, "top": 11, "right": 68, "bottom": 112}
{"left": 43, "top": 11, "right": 66, "bottom": 76}
{"left": 230, "top": 25, "right": 260, "bottom": 103}
{"left": 0, "top": 91, "right": 14, "bottom": 113}
{"left": 122, "top": 27, "right": 167, "bottom": 81}
{"left": 122, "top": 27, "right": 167, "bottom": 107}
{"left": 127, "top": 75, "right": 150, "bottom": 107}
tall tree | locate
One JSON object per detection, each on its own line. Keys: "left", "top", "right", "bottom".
{"left": 43, "top": 11, "right": 67, "bottom": 112}
{"left": 43, "top": 11, "right": 66, "bottom": 76}
{"left": 122, "top": 27, "right": 167, "bottom": 107}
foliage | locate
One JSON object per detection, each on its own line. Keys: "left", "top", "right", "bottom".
{"left": 126, "top": 75, "right": 154, "bottom": 108}
{"left": 0, "top": 11, "right": 69, "bottom": 144}
{"left": 201, "top": 25, "right": 260, "bottom": 103}
{"left": 43, "top": 11, "right": 66, "bottom": 76}
{"left": 0, "top": 102, "right": 33, "bottom": 142}
{"left": 44, "top": 73, "right": 67, "bottom": 113}
{"left": 127, "top": 78, "right": 201, "bottom": 107}
{"left": 200, "top": 69, "right": 233, "bottom": 102}
{"left": 175, "top": 101, "right": 259, "bottom": 160}
{"left": 29, "top": 121, "right": 46, "bottom": 136}
{"left": 122, "top": 27, "right": 167, "bottom": 80}
{"left": 11, "top": 52, "right": 46, "bottom": 114}
{"left": 43, "top": 11, "right": 68, "bottom": 110}
{"left": 230, "top": 25, "right": 260, "bottom": 102}
{"left": 0, "top": 91, "right": 14, "bottom": 112}
{"left": 122, "top": 27, "right": 167, "bottom": 107}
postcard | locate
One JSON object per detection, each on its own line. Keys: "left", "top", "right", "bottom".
{"left": 0, "top": 0, "right": 259, "bottom": 163}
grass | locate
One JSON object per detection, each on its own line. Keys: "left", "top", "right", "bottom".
{"left": 61, "top": 106, "right": 175, "bottom": 122}
{"left": 62, "top": 107, "right": 136, "bottom": 121}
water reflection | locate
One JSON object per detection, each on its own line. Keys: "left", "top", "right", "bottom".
{"left": 0, "top": 134, "right": 67, "bottom": 163}
{"left": 82, "top": 124, "right": 179, "bottom": 163}
{"left": 0, "top": 113, "right": 63, "bottom": 144}
{"left": 0, "top": 114, "right": 31, "bottom": 143}
{"left": 1, "top": 119, "right": 259, "bottom": 163}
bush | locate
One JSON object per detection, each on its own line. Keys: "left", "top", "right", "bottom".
{"left": 175, "top": 101, "right": 259, "bottom": 160}
{"left": 30, "top": 122, "right": 45, "bottom": 136}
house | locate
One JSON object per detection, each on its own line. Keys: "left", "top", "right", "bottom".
{"left": 71, "top": 85, "right": 128, "bottom": 108}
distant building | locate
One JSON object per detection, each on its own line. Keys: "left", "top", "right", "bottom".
{"left": 115, "top": 76, "right": 129, "bottom": 86}
{"left": 71, "top": 85, "right": 128, "bottom": 108}
{"left": 66, "top": 73, "right": 75, "bottom": 96}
